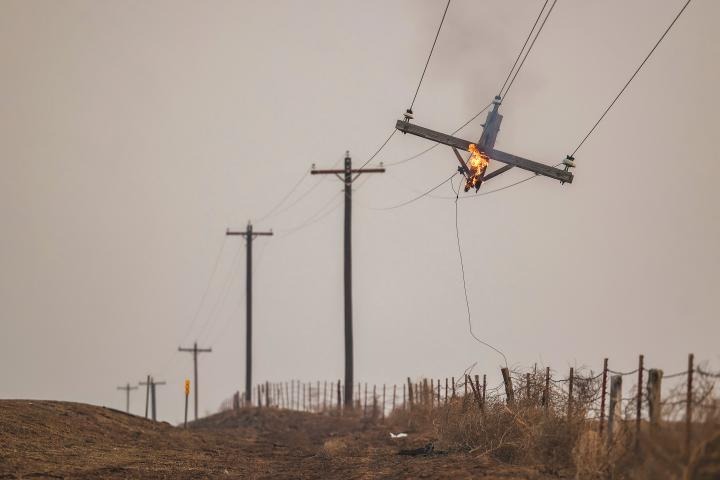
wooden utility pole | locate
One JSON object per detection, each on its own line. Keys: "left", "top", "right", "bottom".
{"left": 226, "top": 222, "right": 273, "bottom": 405}
{"left": 311, "top": 151, "right": 384, "bottom": 407}
{"left": 151, "top": 379, "right": 166, "bottom": 421}
{"left": 117, "top": 383, "right": 138, "bottom": 414}
{"left": 178, "top": 342, "right": 212, "bottom": 420}
{"left": 140, "top": 376, "right": 166, "bottom": 420}
{"left": 141, "top": 374, "right": 151, "bottom": 418}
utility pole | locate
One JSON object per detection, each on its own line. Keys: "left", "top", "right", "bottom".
{"left": 396, "top": 96, "right": 574, "bottom": 187}
{"left": 117, "top": 382, "right": 138, "bottom": 414}
{"left": 140, "top": 375, "right": 151, "bottom": 418}
{"left": 311, "top": 151, "right": 385, "bottom": 407}
{"left": 139, "top": 377, "right": 166, "bottom": 421}
{"left": 178, "top": 342, "right": 212, "bottom": 420}
{"left": 226, "top": 221, "right": 273, "bottom": 405}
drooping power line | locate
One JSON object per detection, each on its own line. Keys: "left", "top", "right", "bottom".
{"left": 571, "top": 0, "right": 693, "bottom": 157}
{"left": 409, "top": 0, "right": 452, "bottom": 111}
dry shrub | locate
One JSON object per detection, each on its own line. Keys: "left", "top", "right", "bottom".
{"left": 317, "top": 437, "right": 350, "bottom": 458}
{"left": 415, "top": 369, "right": 720, "bottom": 478}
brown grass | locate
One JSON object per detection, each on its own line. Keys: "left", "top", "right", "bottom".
{"left": 385, "top": 369, "right": 720, "bottom": 479}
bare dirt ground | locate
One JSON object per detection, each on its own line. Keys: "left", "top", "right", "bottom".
{"left": 0, "top": 400, "right": 566, "bottom": 479}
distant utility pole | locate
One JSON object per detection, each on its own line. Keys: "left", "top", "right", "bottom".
{"left": 140, "top": 375, "right": 151, "bottom": 418}
{"left": 311, "top": 151, "right": 385, "bottom": 407}
{"left": 117, "top": 382, "right": 138, "bottom": 414}
{"left": 140, "top": 376, "right": 166, "bottom": 421}
{"left": 226, "top": 221, "right": 273, "bottom": 405}
{"left": 178, "top": 342, "right": 212, "bottom": 420}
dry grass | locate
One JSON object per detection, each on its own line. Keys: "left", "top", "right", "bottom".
{"left": 385, "top": 369, "right": 720, "bottom": 479}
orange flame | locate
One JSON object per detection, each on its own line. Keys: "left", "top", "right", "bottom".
{"left": 464, "top": 144, "right": 489, "bottom": 191}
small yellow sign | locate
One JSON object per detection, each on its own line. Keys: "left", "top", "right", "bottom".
{"left": 184, "top": 379, "right": 190, "bottom": 395}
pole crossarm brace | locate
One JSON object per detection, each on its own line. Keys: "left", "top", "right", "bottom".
{"left": 178, "top": 346, "right": 212, "bottom": 353}
{"left": 395, "top": 120, "right": 573, "bottom": 184}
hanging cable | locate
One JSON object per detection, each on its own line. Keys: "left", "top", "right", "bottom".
{"left": 498, "top": 0, "right": 549, "bottom": 97}
{"left": 501, "top": 0, "right": 558, "bottom": 101}
{"left": 409, "top": 0, "right": 452, "bottom": 111}
{"left": 370, "top": 172, "right": 458, "bottom": 210}
{"left": 452, "top": 177, "right": 508, "bottom": 368}
{"left": 570, "top": 0, "right": 692, "bottom": 156}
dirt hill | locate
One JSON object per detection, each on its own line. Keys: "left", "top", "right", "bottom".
{"left": 0, "top": 400, "right": 556, "bottom": 479}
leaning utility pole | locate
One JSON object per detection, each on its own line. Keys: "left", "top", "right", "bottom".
{"left": 117, "top": 382, "right": 138, "bottom": 414}
{"left": 396, "top": 96, "right": 574, "bottom": 188}
{"left": 178, "top": 342, "right": 212, "bottom": 420}
{"left": 226, "top": 221, "right": 273, "bottom": 405}
{"left": 311, "top": 151, "right": 385, "bottom": 407}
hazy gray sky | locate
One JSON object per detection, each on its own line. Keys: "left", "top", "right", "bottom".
{"left": 1, "top": 0, "right": 718, "bottom": 423}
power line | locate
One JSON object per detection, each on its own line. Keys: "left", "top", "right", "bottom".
{"left": 571, "top": 0, "right": 693, "bottom": 157}
{"left": 178, "top": 236, "right": 228, "bottom": 345}
{"left": 275, "top": 191, "right": 343, "bottom": 238}
{"left": 452, "top": 177, "right": 508, "bottom": 368}
{"left": 409, "top": 0, "right": 452, "bottom": 111}
{"left": 501, "top": 0, "right": 558, "bottom": 101}
{"left": 191, "top": 246, "right": 243, "bottom": 343}
{"left": 353, "top": 129, "right": 396, "bottom": 175}
{"left": 370, "top": 172, "right": 458, "bottom": 210}
{"left": 497, "top": 0, "right": 549, "bottom": 97}
{"left": 253, "top": 169, "right": 310, "bottom": 223}
{"left": 359, "top": 0, "right": 452, "bottom": 173}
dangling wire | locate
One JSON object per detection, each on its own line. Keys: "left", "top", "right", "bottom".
{"left": 452, "top": 177, "right": 508, "bottom": 368}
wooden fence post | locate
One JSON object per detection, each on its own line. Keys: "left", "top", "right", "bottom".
{"left": 392, "top": 384, "right": 397, "bottom": 413}
{"left": 451, "top": 377, "right": 456, "bottom": 398}
{"left": 437, "top": 379, "right": 440, "bottom": 404}
{"left": 599, "top": 358, "right": 608, "bottom": 435}
{"left": 568, "top": 367, "right": 574, "bottom": 419}
{"left": 686, "top": 353, "right": 694, "bottom": 457}
{"left": 423, "top": 378, "right": 429, "bottom": 406}
{"left": 430, "top": 379, "right": 434, "bottom": 408}
{"left": 323, "top": 381, "right": 327, "bottom": 411}
{"left": 403, "top": 383, "right": 406, "bottom": 410}
{"left": 407, "top": 378, "right": 413, "bottom": 409}
{"left": 542, "top": 367, "right": 550, "bottom": 410}
{"left": 336, "top": 380, "right": 341, "bottom": 411}
{"left": 501, "top": 368, "right": 514, "bottom": 405}
{"left": 382, "top": 384, "right": 386, "bottom": 420}
{"left": 467, "top": 374, "right": 483, "bottom": 413}
{"left": 444, "top": 378, "right": 448, "bottom": 405}
{"left": 372, "top": 385, "right": 378, "bottom": 419}
{"left": 636, "top": 355, "right": 644, "bottom": 445}
{"left": 482, "top": 374, "right": 487, "bottom": 405}
{"left": 364, "top": 383, "right": 368, "bottom": 417}
{"left": 266, "top": 381, "right": 271, "bottom": 408}
{"left": 607, "top": 375, "right": 622, "bottom": 447}
{"left": 526, "top": 373, "right": 531, "bottom": 403}
{"left": 647, "top": 369, "right": 663, "bottom": 431}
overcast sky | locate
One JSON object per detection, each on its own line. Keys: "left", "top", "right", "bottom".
{"left": 1, "top": 0, "right": 718, "bottom": 423}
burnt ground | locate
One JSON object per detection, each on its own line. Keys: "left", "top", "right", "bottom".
{"left": 0, "top": 400, "right": 563, "bottom": 479}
